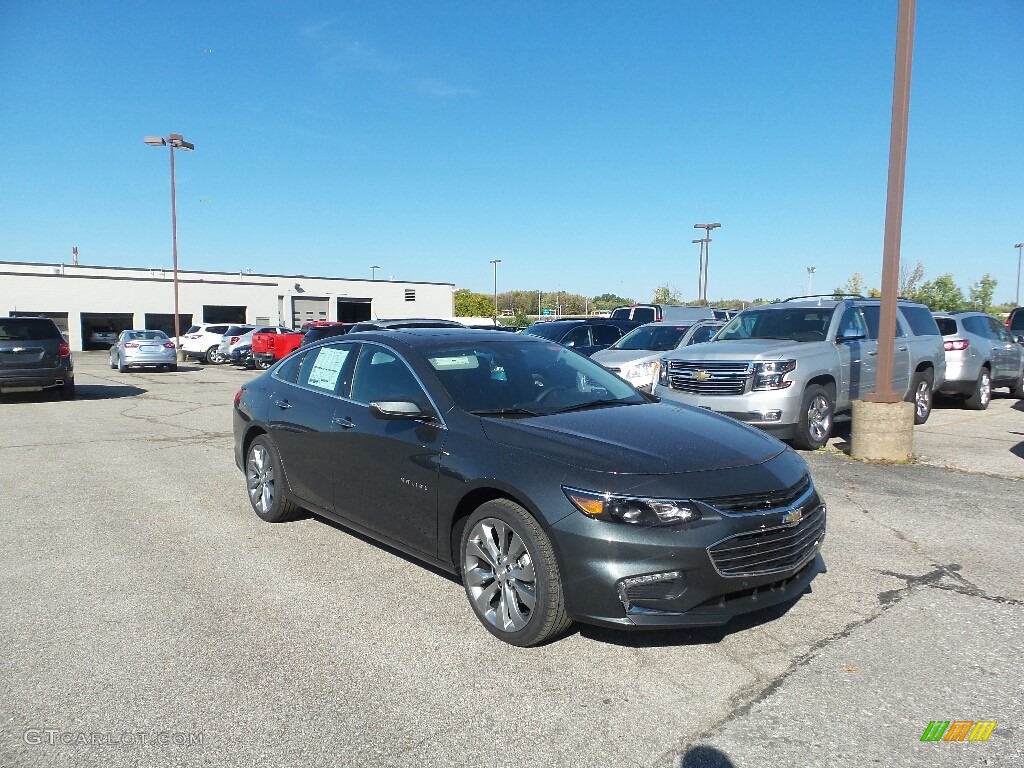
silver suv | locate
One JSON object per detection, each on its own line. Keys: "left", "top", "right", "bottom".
{"left": 653, "top": 297, "right": 945, "bottom": 450}
{"left": 933, "top": 311, "right": 1024, "bottom": 409}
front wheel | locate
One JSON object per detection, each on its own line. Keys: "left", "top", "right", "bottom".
{"left": 461, "top": 499, "right": 572, "bottom": 647}
{"left": 908, "top": 370, "right": 934, "bottom": 425}
{"left": 964, "top": 368, "right": 991, "bottom": 410}
{"left": 792, "top": 384, "right": 834, "bottom": 451}
{"left": 245, "top": 436, "right": 299, "bottom": 523}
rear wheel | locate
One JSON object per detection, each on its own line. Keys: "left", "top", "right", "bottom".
{"left": 245, "top": 436, "right": 299, "bottom": 523}
{"left": 117, "top": 357, "right": 127, "bottom": 373}
{"left": 460, "top": 499, "right": 572, "bottom": 646}
{"left": 908, "top": 370, "right": 934, "bottom": 425}
{"left": 964, "top": 368, "right": 991, "bottom": 410}
{"left": 255, "top": 357, "right": 272, "bottom": 370}
{"left": 109, "top": 354, "right": 117, "bottom": 370}
{"left": 206, "top": 345, "right": 222, "bottom": 364}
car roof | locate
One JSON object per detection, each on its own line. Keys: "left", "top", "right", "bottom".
{"left": 337, "top": 327, "right": 545, "bottom": 348}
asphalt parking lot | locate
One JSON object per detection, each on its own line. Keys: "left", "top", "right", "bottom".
{"left": 3, "top": 352, "right": 1022, "bottom": 768}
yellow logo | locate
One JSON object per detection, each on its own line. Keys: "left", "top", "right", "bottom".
{"left": 782, "top": 509, "right": 803, "bottom": 525}
{"left": 694, "top": 370, "right": 711, "bottom": 380}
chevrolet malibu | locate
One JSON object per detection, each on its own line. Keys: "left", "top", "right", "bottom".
{"left": 232, "top": 329, "right": 826, "bottom": 646}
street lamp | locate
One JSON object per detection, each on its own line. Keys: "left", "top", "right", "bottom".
{"left": 370, "top": 265, "right": 381, "bottom": 281}
{"left": 489, "top": 259, "right": 502, "bottom": 319}
{"left": 693, "top": 223, "right": 721, "bottom": 303}
{"left": 144, "top": 133, "right": 194, "bottom": 348}
{"left": 1015, "top": 244, "right": 1024, "bottom": 306}
{"left": 807, "top": 266, "right": 817, "bottom": 294}
{"left": 692, "top": 239, "right": 705, "bottom": 302}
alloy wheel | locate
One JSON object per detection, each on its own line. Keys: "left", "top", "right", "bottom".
{"left": 914, "top": 379, "right": 931, "bottom": 421}
{"left": 807, "top": 394, "right": 832, "bottom": 443}
{"left": 463, "top": 518, "right": 537, "bottom": 633}
{"left": 246, "top": 444, "right": 275, "bottom": 513}
{"left": 979, "top": 372, "right": 991, "bottom": 406}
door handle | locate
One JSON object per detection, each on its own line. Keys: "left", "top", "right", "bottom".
{"left": 332, "top": 416, "right": 355, "bottom": 429}
{"left": 867, "top": 351, "right": 877, "bottom": 356}
{"left": 274, "top": 399, "right": 292, "bottom": 410}
{"left": 897, "top": 346, "right": 907, "bottom": 351}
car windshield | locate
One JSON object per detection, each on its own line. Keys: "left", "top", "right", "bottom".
{"left": 717, "top": 308, "right": 833, "bottom": 342}
{"left": 609, "top": 324, "right": 690, "bottom": 351}
{"left": 422, "top": 338, "right": 645, "bottom": 416}
{"left": 522, "top": 323, "right": 571, "bottom": 342}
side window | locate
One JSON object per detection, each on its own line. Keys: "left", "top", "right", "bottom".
{"left": 632, "top": 308, "right": 656, "bottom": 323}
{"left": 989, "top": 317, "right": 1012, "bottom": 342}
{"left": 591, "top": 324, "right": 624, "bottom": 346}
{"left": 688, "top": 326, "right": 718, "bottom": 345}
{"left": 837, "top": 308, "right": 869, "bottom": 340}
{"left": 860, "top": 306, "right": 904, "bottom": 339}
{"left": 297, "top": 343, "right": 355, "bottom": 395}
{"left": 350, "top": 346, "right": 426, "bottom": 405}
{"left": 561, "top": 326, "right": 592, "bottom": 348}
{"left": 275, "top": 351, "right": 305, "bottom": 383}
{"left": 900, "top": 305, "right": 940, "bottom": 336}
{"left": 962, "top": 316, "right": 990, "bottom": 338}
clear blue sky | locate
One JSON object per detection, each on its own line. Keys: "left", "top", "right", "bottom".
{"left": 2, "top": 1, "right": 1021, "bottom": 304}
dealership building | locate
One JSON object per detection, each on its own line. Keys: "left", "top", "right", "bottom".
{"left": 0, "top": 260, "right": 456, "bottom": 350}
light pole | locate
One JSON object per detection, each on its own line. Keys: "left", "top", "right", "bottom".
{"left": 489, "top": 259, "right": 501, "bottom": 319}
{"left": 370, "top": 265, "right": 381, "bottom": 281}
{"left": 807, "top": 266, "right": 817, "bottom": 294}
{"left": 692, "top": 239, "right": 705, "bottom": 302}
{"left": 1015, "top": 244, "right": 1024, "bottom": 306}
{"left": 694, "top": 223, "right": 721, "bottom": 303}
{"left": 144, "top": 133, "right": 194, "bottom": 348}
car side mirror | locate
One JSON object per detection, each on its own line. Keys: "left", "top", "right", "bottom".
{"left": 837, "top": 331, "right": 867, "bottom": 343}
{"left": 369, "top": 400, "right": 433, "bottom": 421}
{"left": 1016, "top": 334, "right": 1024, "bottom": 344}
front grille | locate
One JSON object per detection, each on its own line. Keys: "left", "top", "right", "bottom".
{"left": 708, "top": 506, "right": 826, "bottom": 577}
{"left": 699, "top": 475, "right": 813, "bottom": 515}
{"left": 667, "top": 360, "right": 750, "bottom": 395}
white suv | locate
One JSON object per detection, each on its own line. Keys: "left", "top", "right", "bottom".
{"left": 181, "top": 323, "right": 234, "bottom": 364}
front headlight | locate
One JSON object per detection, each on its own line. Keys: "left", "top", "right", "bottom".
{"left": 563, "top": 487, "right": 701, "bottom": 527}
{"left": 752, "top": 359, "right": 797, "bottom": 390}
{"left": 624, "top": 360, "right": 659, "bottom": 380}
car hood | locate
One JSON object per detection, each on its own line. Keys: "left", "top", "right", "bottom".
{"left": 666, "top": 338, "right": 811, "bottom": 361}
{"left": 590, "top": 349, "right": 661, "bottom": 368}
{"left": 478, "top": 402, "right": 786, "bottom": 475}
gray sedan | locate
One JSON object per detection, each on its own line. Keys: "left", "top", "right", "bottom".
{"left": 109, "top": 330, "right": 178, "bottom": 372}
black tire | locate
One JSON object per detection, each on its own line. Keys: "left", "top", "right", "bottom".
{"left": 792, "top": 384, "right": 834, "bottom": 451}
{"left": 206, "top": 345, "right": 221, "bottom": 365}
{"left": 255, "top": 357, "right": 272, "bottom": 371}
{"left": 59, "top": 380, "right": 76, "bottom": 400}
{"left": 1012, "top": 373, "right": 1024, "bottom": 399}
{"left": 117, "top": 357, "right": 127, "bottom": 373}
{"left": 964, "top": 367, "right": 991, "bottom": 410}
{"left": 460, "top": 499, "right": 572, "bottom": 647}
{"left": 109, "top": 355, "right": 117, "bottom": 370}
{"left": 907, "top": 370, "right": 934, "bottom": 425}
{"left": 168, "top": 364, "right": 178, "bottom": 373}
{"left": 245, "top": 435, "right": 300, "bottom": 523}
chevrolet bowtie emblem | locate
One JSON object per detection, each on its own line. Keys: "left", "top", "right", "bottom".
{"left": 782, "top": 509, "right": 803, "bottom": 525}
{"left": 694, "top": 370, "right": 711, "bottom": 380}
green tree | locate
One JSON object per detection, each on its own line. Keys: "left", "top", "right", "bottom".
{"left": 910, "top": 274, "right": 964, "bottom": 311}
{"left": 833, "top": 273, "right": 865, "bottom": 298}
{"left": 651, "top": 285, "right": 684, "bottom": 304}
{"left": 453, "top": 288, "right": 495, "bottom": 317}
{"left": 967, "top": 274, "right": 997, "bottom": 312}
{"left": 899, "top": 260, "right": 925, "bottom": 297}
{"left": 592, "top": 293, "right": 631, "bottom": 311}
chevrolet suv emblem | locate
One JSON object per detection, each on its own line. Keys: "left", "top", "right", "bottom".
{"left": 782, "top": 509, "right": 803, "bottom": 525}
{"left": 694, "top": 370, "right": 711, "bottom": 381}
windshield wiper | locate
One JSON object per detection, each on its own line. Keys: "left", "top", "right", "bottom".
{"left": 469, "top": 407, "right": 542, "bottom": 418}
{"left": 552, "top": 398, "right": 633, "bottom": 414}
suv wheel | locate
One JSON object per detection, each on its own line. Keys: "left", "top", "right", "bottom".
{"left": 460, "top": 499, "right": 572, "bottom": 647}
{"left": 964, "top": 368, "right": 991, "bottom": 410}
{"left": 908, "top": 370, "right": 934, "bottom": 425}
{"left": 793, "top": 384, "right": 834, "bottom": 451}
{"left": 206, "top": 345, "right": 223, "bottom": 365}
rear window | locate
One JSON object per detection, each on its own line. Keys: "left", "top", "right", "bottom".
{"left": 0, "top": 318, "right": 61, "bottom": 341}
{"left": 933, "top": 317, "right": 957, "bottom": 336}
{"left": 206, "top": 325, "right": 229, "bottom": 335}
{"left": 898, "top": 305, "right": 940, "bottom": 336}
{"left": 630, "top": 307, "right": 657, "bottom": 323}
{"left": 1009, "top": 310, "right": 1024, "bottom": 332}
{"left": 224, "top": 325, "right": 253, "bottom": 335}
{"left": 186, "top": 326, "right": 201, "bottom": 334}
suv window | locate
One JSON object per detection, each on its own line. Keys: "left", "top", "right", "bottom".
{"left": 934, "top": 317, "right": 957, "bottom": 336}
{"left": 898, "top": 305, "right": 940, "bottom": 336}
{"left": 837, "top": 307, "right": 869, "bottom": 340}
{"left": 860, "top": 305, "right": 905, "bottom": 339}
{"left": 688, "top": 325, "right": 720, "bottom": 344}
{"left": 962, "top": 315, "right": 992, "bottom": 338}
{"left": 631, "top": 307, "right": 656, "bottom": 323}
{"left": 1009, "top": 310, "right": 1024, "bottom": 332}
{"left": 0, "top": 318, "right": 62, "bottom": 341}
{"left": 561, "top": 326, "right": 591, "bottom": 348}
{"left": 206, "top": 325, "right": 229, "bottom": 335}
{"left": 591, "top": 324, "right": 624, "bottom": 346}
{"left": 186, "top": 325, "right": 201, "bottom": 334}
{"left": 988, "top": 317, "right": 1013, "bottom": 342}
{"left": 224, "top": 325, "right": 253, "bottom": 336}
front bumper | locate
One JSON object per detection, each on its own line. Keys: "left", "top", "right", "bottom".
{"left": 548, "top": 492, "right": 826, "bottom": 628}
{"left": 653, "top": 384, "right": 804, "bottom": 438}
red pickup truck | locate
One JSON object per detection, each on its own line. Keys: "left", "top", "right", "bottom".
{"left": 251, "top": 321, "right": 342, "bottom": 369}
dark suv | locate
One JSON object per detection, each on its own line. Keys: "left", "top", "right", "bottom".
{"left": 0, "top": 316, "right": 75, "bottom": 399}
{"left": 522, "top": 318, "right": 642, "bottom": 356}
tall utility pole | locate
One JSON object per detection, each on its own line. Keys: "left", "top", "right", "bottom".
{"left": 807, "top": 266, "right": 817, "bottom": 294}
{"left": 144, "top": 133, "right": 194, "bottom": 348}
{"left": 1015, "top": 243, "right": 1024, "bottom": 306}
{"left": 692, "top": 239, "right": 705, "bottom": 302}
{"left": 489, "top": 259, "right": 501, "bottom": 319}
{"left": 694, "top": 223, "right": 721, "bottom": 303}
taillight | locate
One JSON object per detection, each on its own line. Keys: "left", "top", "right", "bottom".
{"left": 163, "top": 342, "right": 176, "bottom": 349}
{"left": 944, "top": 339, "right": 969, "bottom": 351}
{"left": 268, "top": 337, "right": 276, "bottom": 349}
{"left": 58, "top": 341, "right": 70, "bottom": 357}
{"left": 231, "top": 336, "right": 240, "bottom": 344}
{"left": 233, "top": 388, "right": 245, "bottom": 408}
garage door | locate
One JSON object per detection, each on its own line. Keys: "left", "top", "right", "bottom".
{"left": 292, "top": 297, "right": 329, "bottom": 327}
{"left": 81, "top": 312, "right": 134, "bottom": 350}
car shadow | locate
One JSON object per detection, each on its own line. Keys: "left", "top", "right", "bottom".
{"left": 679, "top": 745, "right": 738, "bottom": 768}
{"left": 1, "top": 383, "right": 147, "bottom": 402}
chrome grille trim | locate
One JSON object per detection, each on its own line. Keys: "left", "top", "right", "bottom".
{"left": 707, "top": 506, "right": 826, "bottom": 577}
{"left": 699, "top": 475, "right": 813, "bottom": 516}
{"left": 666, "top": 360, "right": 751, "bottom": 395}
